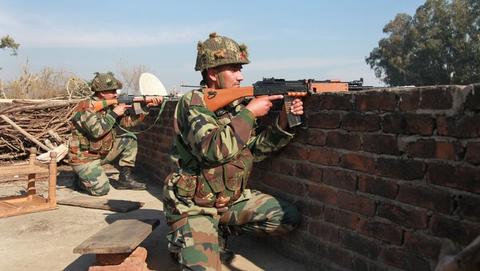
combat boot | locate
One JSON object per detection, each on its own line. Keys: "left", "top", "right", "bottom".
{"left": 114, "top": 167, "right": 147, "bottom": 190}
{"left": 218, "top": 225, "right": 235, "bottom": 263}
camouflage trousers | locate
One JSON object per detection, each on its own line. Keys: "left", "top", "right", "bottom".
{"left": 71, "top": 136, "right": 137, "bottom": 196}
{"left": 166, "top": 190, "right": 300, "bottom": 271}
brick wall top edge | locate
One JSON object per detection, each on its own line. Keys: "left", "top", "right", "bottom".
{"left": 312, "top": 84, "right": 468, "bottom": 96}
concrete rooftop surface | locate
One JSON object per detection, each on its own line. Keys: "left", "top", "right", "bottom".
{"left": 0, "top": 167, "right": 308, "bottom": 271}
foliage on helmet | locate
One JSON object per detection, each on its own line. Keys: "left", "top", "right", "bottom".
{"left": 195, "top": 32, "right": 250, "bottom": 71}
{"left": 90, "top": 72, "right": 123, "bottom": 92}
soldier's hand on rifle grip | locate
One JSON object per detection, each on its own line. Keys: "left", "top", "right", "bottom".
{"left": 279, "top": 98, "right": 304, "bottom": 129}
{"left": 290, "top": 98, "right": 304, "bottom": 116}
{"left": 246, "top": 95, "right": 283, "bottom": 118}
{"left": 147, "top": 96, "right": 163, "bottom": 107}
{"left": 113, "top": 103, "right": 130, "bottom": 116}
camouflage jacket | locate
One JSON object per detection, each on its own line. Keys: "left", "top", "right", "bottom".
{"left": 164, "top": 88, "right": 294, "bottom": 220}
{"left": 68, "top": 96, "right": 145, "bottom": 165}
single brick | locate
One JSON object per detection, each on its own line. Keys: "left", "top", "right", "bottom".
{"left": 382, "top": 113, "right": 405, "bottom": 134}
{"left": 427, "top": 163, "right": 480, "bottom": 193}
{"left": 464, "top": 85, "right": 480, "bottom": 111}
{"left": 457, "top": 194, "right": 480, "bottom": 222}
{"left": 376, "top": 157, "right": 425, "bottom": 180}
{"left": 419, "top": 88, "right": 453, "bottom": 110}
{"left": 437, "top": 114, "right": 480, "bottom": 138}
{"left": 399, "top": 90, "right": 420, "bottom": 111}
{"left": 358, "top": 175, "right": 398, "bottom": 199}
{"left": 465, "top": 141, "right": 480, "bottom": 165}
{"left": 397, "top": 182, "right": 452, "bottom": 214}
{"left": 282, "top": 143, "right": 310, "bottom": 160}
{"left": 406, "top": 139, "right": 460, "bottom": 160}
{"left": 307, "top": 112, "right": 342, "bottom": 129}
{"left": 307, "top": 129, "right": 327, "bottom": 146}
{"left": 341, "top": 112, "right": 380, "bottom": 132}
{"left": 307, "top": 183, "right": 337, "bottom": 205}
{"left": 323, "top": 168, "right": 357, "bottom": 191}
{"left": 361, "top": 134, "right": 399, "bottom": 155}
{"left": 308, "top": 146, "right": 341, "bottom": 166}
{"left": 341, "top": 153, "right": 376, "bottom": 173}
{"left": 324, "top": 207, "right": 362, "bottom": 230}
{"left": 325, "top": 131, "right": 361, "bottom": 151}
{"left": 355, "top": 91, "right": 397, "bottom": 112}
{"left": 336, "top": 191, "right": 376, "bottom": 217}
{"left": 294, "top": 162, "right": 323, "bottom": 183}
{"left": 309, "top": 93, "right": 353, "bottom": 111}
{"left": 404, "top": 114, "right": 435, "bottom": 135}
{"left": 377, "top": 201, "right": 428, "bottom": 229}
{"left": 261, "top": 172, "right": 306, "bottom": 197}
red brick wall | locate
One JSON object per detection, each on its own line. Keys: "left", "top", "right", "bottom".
{"left": 137, "top": 84, "right": 480, "bottom": 271}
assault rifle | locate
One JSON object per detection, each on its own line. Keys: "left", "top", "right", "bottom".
{"left": 90, "top": 72, "right": 168, "bottom": 115}
{"left": 203, "top": 78, "right": 314, "bottom": 128}
{"left": 91, "top": 95, "right": 162, "bottom": 115}
{"left": 203, "top": 77, "right": 373, "bottom": 128}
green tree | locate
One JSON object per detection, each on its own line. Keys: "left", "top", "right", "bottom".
{"left": 366, "top": 0, "right": 480, "bottom": 86}
{"left": 1, "top": 35, "right": 20, "bottom": 56}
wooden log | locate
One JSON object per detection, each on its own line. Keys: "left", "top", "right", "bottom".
{"left": 0, "top": 100, "right": 79, "bottom": 114}
{"left": 0, "top": 114, "right": 51, "bottom": 151}
{"left": 48, "top": 130, "right": 64, "bottom": 144}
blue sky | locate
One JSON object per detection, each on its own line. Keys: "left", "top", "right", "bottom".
{"left": 0, "top": 0, "right": 426, "bottom": 91}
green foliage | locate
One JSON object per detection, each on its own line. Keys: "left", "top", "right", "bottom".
{"left": 366, "top": 0, "right": 480, "bottom": 86}
{"left": 1, "top": 35, "right": 20, "bottom": 56}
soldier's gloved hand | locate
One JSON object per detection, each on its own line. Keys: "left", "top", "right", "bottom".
{"left": 246, "top": 95, "right": 283, "bottom": 117}
{"left": 147, "top": 96, "right": 163, "bottom": 107}
{"left": 113, "top": 103, "right": 130, "bottom": 116}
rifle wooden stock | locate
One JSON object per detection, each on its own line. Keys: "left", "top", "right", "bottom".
{"left": 203, "top": 86, "right": 309, "bottom": 113}
{"left": 203, "top": 86, "right": 254, "bottom": 112}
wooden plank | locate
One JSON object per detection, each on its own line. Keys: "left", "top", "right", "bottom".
{"left": 0, "top": 164, "right": 49, "bottom": 175}
{"left": 73, "top": 219, "right": 160, "bottom": 254}
{"left": 57, "top": 196, "right": 144, "bottom": 213}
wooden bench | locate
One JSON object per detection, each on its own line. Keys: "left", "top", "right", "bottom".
{"left": 0, "top": 148, "right": 57, "bottom": 218}
{"left": 74, "top": 219, "right": 160, "bottom": 268}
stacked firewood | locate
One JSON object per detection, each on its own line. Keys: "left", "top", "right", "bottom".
{"left": 0, "top": 99, "right": 80, "bottom": 162}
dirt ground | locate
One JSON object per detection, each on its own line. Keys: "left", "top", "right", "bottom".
{"left": 0, "top": 166, "right": 307, "bottom": 271}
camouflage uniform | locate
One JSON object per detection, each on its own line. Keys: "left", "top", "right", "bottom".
{"left": 68, "top": 72, "right": 146, "bottom": 196}
{"left": 164, "top": 33, "right": 300, "bottom": 271}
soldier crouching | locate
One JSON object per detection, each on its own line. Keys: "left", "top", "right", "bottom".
{"left": 68, "top": 72, "right": 162, "bottom": 196}
{"left": 163, "top": 33, "right": 303, "bottom": 270}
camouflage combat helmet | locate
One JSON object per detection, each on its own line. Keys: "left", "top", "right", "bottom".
{"left": 195, "top": 32, "right": 250, "bottom": 71}
{"left": 90, "top": 72, "right": 123, "bottom": 92}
